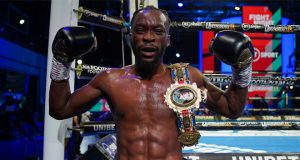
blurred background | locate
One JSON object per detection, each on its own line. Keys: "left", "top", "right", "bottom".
{"left": 0, "top": 0, "right": 300, "bottom": 159}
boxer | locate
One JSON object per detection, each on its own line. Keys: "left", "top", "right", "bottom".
{"left": 49, "top": 6, "right": 253, "bottom": 160}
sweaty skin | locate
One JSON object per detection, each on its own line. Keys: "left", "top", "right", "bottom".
{"left": 50, "top": 8, "right": 248, "bottom": 160}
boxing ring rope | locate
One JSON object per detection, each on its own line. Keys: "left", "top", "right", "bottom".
{"left": 170, "top": 21, "right": 300, "bottom": 33}
{"left": 249, "top": 97, "right": 300, "bottom": 100}
{"left": 73, "top": 63, "right": 300, "bottom": 76}
{"left": 72, "top": 63, "right": 299, "bottom": 87}
{"left": 66, "top": 115, "right": 300, "bottom": 137}
{"left": 195, "top": 107, "right": 300, "bottom": 112}
{"left": 72, "top": 7, "right": 300, "bottom": 86}
{"left": 74, "top": 7, "right": 300, "bottom": 34}
{"left": 204, "top": 70, "right": 300, "bottom": 75}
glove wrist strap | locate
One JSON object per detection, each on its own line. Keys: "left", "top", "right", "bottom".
{"left": 231, "top": 64, "right": 252, "bottom": 88}
{"left": 50, "top": 58, "right": 71, "bottom": 81}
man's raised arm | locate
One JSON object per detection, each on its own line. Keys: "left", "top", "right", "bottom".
{"left": 49, "top": 26, "right": 99, "bottom": 119}
{"left": 204, "top": 30, "right": 254, "bottom": 119}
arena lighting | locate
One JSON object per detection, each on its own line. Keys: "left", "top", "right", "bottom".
{"left": 175, "top": 53, "right": 181, "bottom": 58}
{"left": 19, "top": 19, "right": 25, "bottom": 24}
{"left": 234, "top": 6, "right": 241, "bottom": 11}
{"left": 77, "top": 59, "right": 83, "bottom": 64}
{"left": 234, "top": 1, "right": 241, "bottom": 11}
{"left": 177, "top": 2, "right": 183, "bottom": 8}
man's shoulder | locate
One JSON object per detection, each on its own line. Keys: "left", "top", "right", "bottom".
{"left": 96, "top": 65, "right": 134, "bottom": 78}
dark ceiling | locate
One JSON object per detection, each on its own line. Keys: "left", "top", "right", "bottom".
{"left": 0, "top": 0, "right": 51, "bottom": 55}
{"left": 160, "top": 0, "right": 300, "bottom": 22}
{"left": 1, "top": 0, "right": 300, "bottom": 66}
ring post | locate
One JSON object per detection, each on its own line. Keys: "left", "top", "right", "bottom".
{"left": 43, "top": 0, "right": 78, "bottom": 159}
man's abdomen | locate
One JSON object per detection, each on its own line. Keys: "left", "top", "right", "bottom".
{"left": 116, "top": 120, "right": 182, "bottom": 160}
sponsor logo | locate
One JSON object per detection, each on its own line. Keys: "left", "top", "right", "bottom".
{"left": 253, "top": 48, "right": 279, "bottom": 62}
{"left": 253, "top": 48, "right": 261, "bottom": 62}
{"left": 248, "top": 14, "right": 274, "bottom": 25}
{"left": 238, "top": 122, "right": 259, "bottom": 127}
{"left": 93, "top": 124, "right": 115, "bottom": 131}
{"left": 262, "top": 116, "right": 281, "bottom": 120}
{"left": 82, "top": 64, "right": 109, "bottom": 74}
{"left": 102, "top": 15, "right": 123, "bottom": 25}
{"left": 181, "top": 21, "right": 204, "bottom": 28}
{"left": 284, "top": 116, "right": 300, "bottom": 121}
{"left": 261, "top": 122, "right": 291, "bottom": 127}
{"left": 242, "top": 24, "right": 264, "bottom": 31}
{"left": 232, "top": 155, "right": 300, "bottom": 160}
{"left": 265, "top": 25, "right": 293, "bottom": 33}
{"left": 205, "top": 23, "right": 235, "bottom": 30}
{"left": 242, "top": 24, "right": 251, "bottom": 31}
{"left": 184, "top": 155, "right": 200, "bottom": 160}
{"left": 183, "top": 153, "right": 300, "bottom": 160}
{"left": 249, "top": 86, "right": 274, "bottom": 91}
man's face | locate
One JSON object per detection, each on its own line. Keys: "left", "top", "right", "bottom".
{"left": 131, "top": 9, "right": 170, "bottom": 65}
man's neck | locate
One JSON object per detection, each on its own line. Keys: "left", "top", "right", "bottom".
{"left": 135, "top": 62, "right": 166, "bottom": 80}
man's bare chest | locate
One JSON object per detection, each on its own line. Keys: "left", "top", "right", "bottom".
{"left": 107, "top": 78, "right": 173, "bottom": 115}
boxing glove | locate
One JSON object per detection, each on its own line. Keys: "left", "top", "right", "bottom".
{"left": 210, "top": 30, "right": 254, "bottom": 88}
{"left": 210, "top": 30, "right": 254, "bottom": 68}
{"left": 52, "top": 26, "right": 97, "bottom": 63}
{"left": 50, "top": 26, "right": 97, "bottom": 81}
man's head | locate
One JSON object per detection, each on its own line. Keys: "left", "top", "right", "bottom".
{"left": 131, "top": 6, "right": 171, "bottom": 33}
{"left": 130, "top": 6, "right": 171, "bottom": 72}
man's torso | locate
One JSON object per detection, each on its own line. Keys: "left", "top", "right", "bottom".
{"left": 98, "top": 65, "right": 183, "bottom": 160}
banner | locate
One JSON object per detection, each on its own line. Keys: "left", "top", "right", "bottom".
{"left": 201, "top": 31, "right": 215, "bottom": 71}
{"left": 243, "top": 6, "right": 283, "bottom": 107}
{"left": 243, "top": 6, "right": 281, "bottom": 38}
{"left": 183, "top": 153, "right": 300, "bottom": 160}
{"left": 243, "top": 6, "right": 282, "bottom": 73}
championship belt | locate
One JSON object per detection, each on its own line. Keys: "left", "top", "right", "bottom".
{"left": 164, "top": 63, "right": 207, "bottom": 146}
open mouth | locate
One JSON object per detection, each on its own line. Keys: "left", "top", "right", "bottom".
{"left": 140, "top": 47, "right": 157, "bottom": 57}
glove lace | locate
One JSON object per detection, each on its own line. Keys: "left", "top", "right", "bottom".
{"left": 231, "top": 64, "right": 252, "bottom": 88}
{"left": 50, "top": 58, "right": 71, "bottom": 81}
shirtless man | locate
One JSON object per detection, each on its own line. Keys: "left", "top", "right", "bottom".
{"left": 49, "top": 6, "right": 253, "bottom": 160}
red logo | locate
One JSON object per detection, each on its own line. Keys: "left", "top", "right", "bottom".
{"left": 253, "top": 48, "right": 260, "bottom": 62}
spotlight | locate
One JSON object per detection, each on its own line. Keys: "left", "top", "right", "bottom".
{"left": 234, "top": 6, "right": 240, "bottom": 11}
{"left": 77, "top": 59, "right": 83, "bottom": 64}
{"left": 175, "top": 53, "right": 181, "bottom": 58}
{"left": 225, "top": 85, "right": 229, "bottom": 89}
{"left": 19, "top": 19, "right": 25, "bottom": 24}
{"left": 177, "top": 2, "right": 183, "bottom": 8}
{"left": 8, "top": 5, "right": 29, "bottom": 33}
{"left": 76, "top": 59, "right": 83, "bottom": 78}
{"left": 289, "top": 85, "right": 294, "bottom": 90}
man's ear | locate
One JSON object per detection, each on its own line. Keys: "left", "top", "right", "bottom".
{"left": 166, "top": 35, "right": 171, "bottom": 47}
